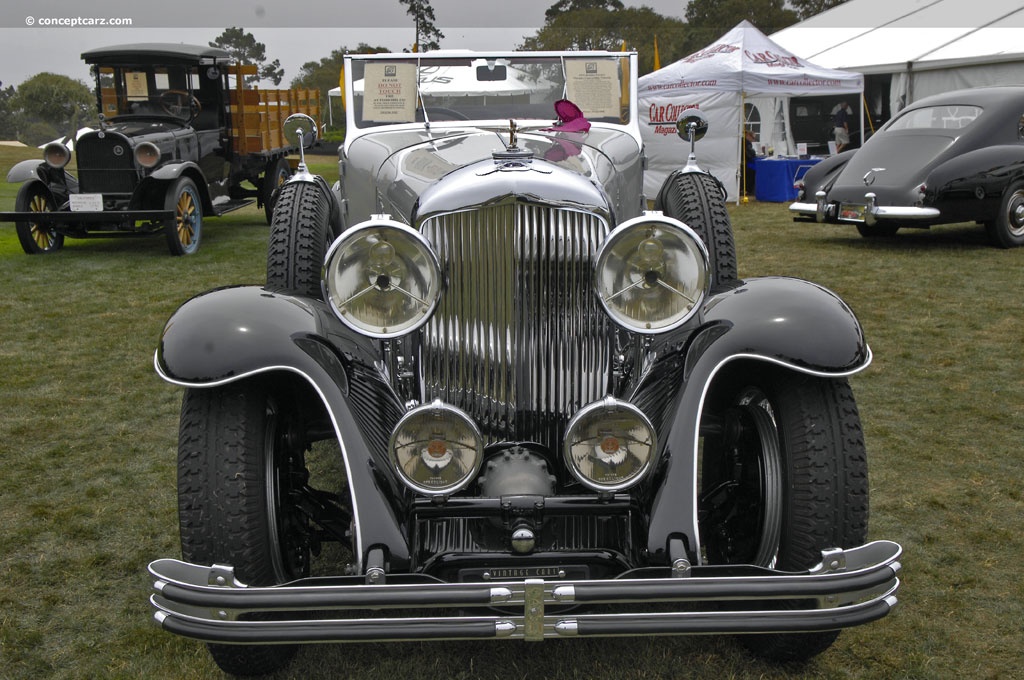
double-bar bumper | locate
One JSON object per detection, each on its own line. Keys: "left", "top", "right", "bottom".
{"left": 789, "top": 191, "right": 940, "bottom": 225}
{"left": 149, "top": 540, "right": 901, "bottom": 644}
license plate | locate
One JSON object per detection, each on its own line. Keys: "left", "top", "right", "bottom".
{"left": 839, "top": 203, "right": 867, "bottom": 222}
{"left": 69, "top": 193, "right": 103, "bottom": 212}
{"left": 459, "top": 565, "right": 589, "bottom": 581}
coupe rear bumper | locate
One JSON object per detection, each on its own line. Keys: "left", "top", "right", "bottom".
{"left": 790, "top": 191, "right": 940, "bottom": 225}
{"left": 149, "top": 540, "right": 901, "bottom": 644}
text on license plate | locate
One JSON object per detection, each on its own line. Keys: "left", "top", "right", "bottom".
{"left": 69, "top": 193, "right": 103, "bottom": 212}
{"left": 839, "top": 203, "right": 866, "bottom": 221}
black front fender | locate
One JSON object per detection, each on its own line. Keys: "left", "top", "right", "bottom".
{"left": 645, "top": 276, "right": 871, "bottom": 563}
{"left": 155, "top": 285, "right": 411, "bottom": 570}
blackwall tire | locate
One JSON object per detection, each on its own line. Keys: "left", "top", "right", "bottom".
{"left": 14, "top": 181, "right": 63, "bottom": 254}
{"left": 856, "top": 223, "right": 900, "bottom": 238}
{"left": 654, "top": 170, "right": 737, "bottom": 287}
{"left": 164, "top": 177, "right": 202, "bottom": 256}
{"left": 989, "top": 179, "right": 1024, "bottom": 248}
{"left": 699, "top": 367, "right": 869, "bottom": 662}
{"left": 266, "top": 181, "right": 332, "bottom": 299}
{"left": 177, "top": 383, "right": 311, "bottom": 676}
{"left": 262, "top": 157, "right": 292, "bottom": 225}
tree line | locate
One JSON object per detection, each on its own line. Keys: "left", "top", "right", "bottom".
{"left": 0, "top": 0, "right": 845, "bottom": 145}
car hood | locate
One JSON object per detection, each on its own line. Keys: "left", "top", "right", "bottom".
{"left": 347, "top": 126, "right": 641, "bottom": 222}
{"left": 828, "top": 132, "right": 956, "bottom": 198}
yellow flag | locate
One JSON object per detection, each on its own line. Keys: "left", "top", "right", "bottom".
{"left": 338, "top": 65, "right": 346, "bottom": 108}
{"left": 621, "top": 40, "right": 627, "bottom": 52}
{"left": 653, "top": 35, "right": 661, "bottom": 70}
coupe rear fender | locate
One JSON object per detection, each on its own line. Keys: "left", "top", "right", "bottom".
{"left": 645, "top": 276, "right": 871, "bottom": 564}
{"left": 154, "top": 285, "right": 411, "bottom": 571}
{"left": 926, "top": 144, "right": 1024, "bottom": 197}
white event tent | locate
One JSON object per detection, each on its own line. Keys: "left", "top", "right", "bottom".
{"left": 639, "top": 21, "right": 863, "bottom": 201}
{"left": 771, "top": 0, "right": 1024, "bottom": 115}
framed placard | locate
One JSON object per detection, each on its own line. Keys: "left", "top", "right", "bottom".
{"left": 564, "top": 59, "right": 620, "bottom": 119}
{"left": 363, "top": 63, "right": 417, "bottom": 122}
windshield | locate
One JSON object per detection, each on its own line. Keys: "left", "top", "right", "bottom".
{"left": 96, "top": 65, "right": 201, "bottom": 121}
{"left": 888, "top": 104, "right": 983, "bottom": 132}
{"left": 348, "top": 54, "right": 632, "bottom": 129}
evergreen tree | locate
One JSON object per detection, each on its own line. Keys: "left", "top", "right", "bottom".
{"left": 210, "top": 27, "right": 284, "bottom": 86}
{"left": 398, "top": 0, "right": 445, "bottom": 52}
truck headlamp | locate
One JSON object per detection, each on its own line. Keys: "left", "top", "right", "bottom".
{"left": 324, "top": 217, "right": 441, "bottom": 338}
{"left": 594, "top": 213, "right": 709, "bottom": 334}
{"left": 563, "top": 397, "right": 657, "bottom": 492}
{"left": 43, "top": 143, "right": 71, "bottom": 169}
{"left": 134, "top": 142, "right": 161, "bottom": 169}
{"left": 390, "top": 400, "right": 483, "bottom": 496}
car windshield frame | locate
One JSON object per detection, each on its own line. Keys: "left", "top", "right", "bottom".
{"left": 344, "top": 51, "right": 638, "bottom": 139}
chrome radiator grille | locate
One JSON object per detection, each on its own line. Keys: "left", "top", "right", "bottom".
{"left": 419, "top": 203, "right": 612, "bottom": 448}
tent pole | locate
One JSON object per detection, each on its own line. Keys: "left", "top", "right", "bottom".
{"left": 739, "top": 93, "right": 745, "bottom": 205}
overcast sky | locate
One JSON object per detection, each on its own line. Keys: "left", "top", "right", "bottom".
{"left": 0, "top": 0, "right": 689, "bottom": 88}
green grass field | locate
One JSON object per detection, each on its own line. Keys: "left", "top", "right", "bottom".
{"left": 1, "top": 143, "right": 1021, "bottom": 679}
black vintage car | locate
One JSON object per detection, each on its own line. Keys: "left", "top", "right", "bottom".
{"left": 791, "top": 86, "right": 1024, "bottom": 247}
{"left": 1, "top": 44, "right": 320, "bottom": 255}
{"left": 148, "top": 52, "right": 901, "bottom": 676}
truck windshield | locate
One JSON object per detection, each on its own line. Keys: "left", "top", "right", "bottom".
{"left": 96, "top": 65, "right": 200, "bottom": 121}
{"left": 348, "top": 54, "right": 632, "bottom": 129}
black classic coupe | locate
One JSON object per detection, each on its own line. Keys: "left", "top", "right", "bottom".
{"left": 791, "top": 86, "right": 1024, "bottom": 247}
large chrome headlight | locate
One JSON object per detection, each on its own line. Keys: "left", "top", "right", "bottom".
{"left": 390, "top": 400, "right": 484, "bottom": 496}
{"left": 324, "top": 216, "right": 442, "bottom": 338}
{"left": 563, "top": 397, "right": 657, "bottom": 492}
{"left": 594, "top": 213, "right": 709, "bottom": 334}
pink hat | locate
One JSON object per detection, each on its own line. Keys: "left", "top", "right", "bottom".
{"left": 543, "top": 99, "right": 591, "bottom": 133}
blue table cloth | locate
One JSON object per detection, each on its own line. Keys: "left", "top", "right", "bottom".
{"left": 753, "top": 157, "right": 822, "bottom": 202}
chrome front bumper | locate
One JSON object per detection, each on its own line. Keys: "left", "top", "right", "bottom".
{"left": 790, "top": 191, "right": 940, "bottom": 225}
{"left": 149, "top": 540, "right": 901, "bottom": 644}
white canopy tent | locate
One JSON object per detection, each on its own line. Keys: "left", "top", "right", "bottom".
{"left": 639, "top": 21, "right": 863, "bottom": 201}
{"left": 771, "top": 0, "right": 1024, "bottom": 114}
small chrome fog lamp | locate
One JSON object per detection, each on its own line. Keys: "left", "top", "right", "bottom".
{"left": 390, "top": 400, "right": 484, "bottom": 496}
{"left": 595, "top": 213, "right": 709, "bottom": 334}
{"left": 134, "top": 141, "right": 161, "bottom": 168}
{"left": 43, "top": 143, "right": 71, "bottom": 169}
{"left": 563, "top": 397, "right": 657, "bottom": 492}
{"left": 323, "top": 216, "right": 442, "bottom": 338}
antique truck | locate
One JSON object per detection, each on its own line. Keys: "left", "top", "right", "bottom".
{"left": 0, "top": 43, "right": 321, "bottom": 255}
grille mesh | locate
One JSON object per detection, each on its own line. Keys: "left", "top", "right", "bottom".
{"left": 419, "top": 203, "right": 611, "bottom": 448}
{"left": 75, "top": 135, "right": 138, "bottom": 195}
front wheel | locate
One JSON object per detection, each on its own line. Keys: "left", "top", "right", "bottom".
{"left": 654, "top": 170, "right": 737, "bottom": 287}
{"left": 266, "top": 180, "right": 333, "bottom": 298}
{"left": 14, "top": 181, "right": 63, "bottom": 254}
{"left": 699, "top": 367, "right": 868, "bottom": 662}
{"left": 987, "top": 179, "right": 1024, "bottom": 248}
{"left": 177, "top": 382, "right": 312, "bottom": 676}
{"left": 164, "top": 177, "right": 202, "bottom": 255}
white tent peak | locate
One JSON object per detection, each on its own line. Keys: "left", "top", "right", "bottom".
{"left": 640, "top": 20, "right": 863, "bottom": 98}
